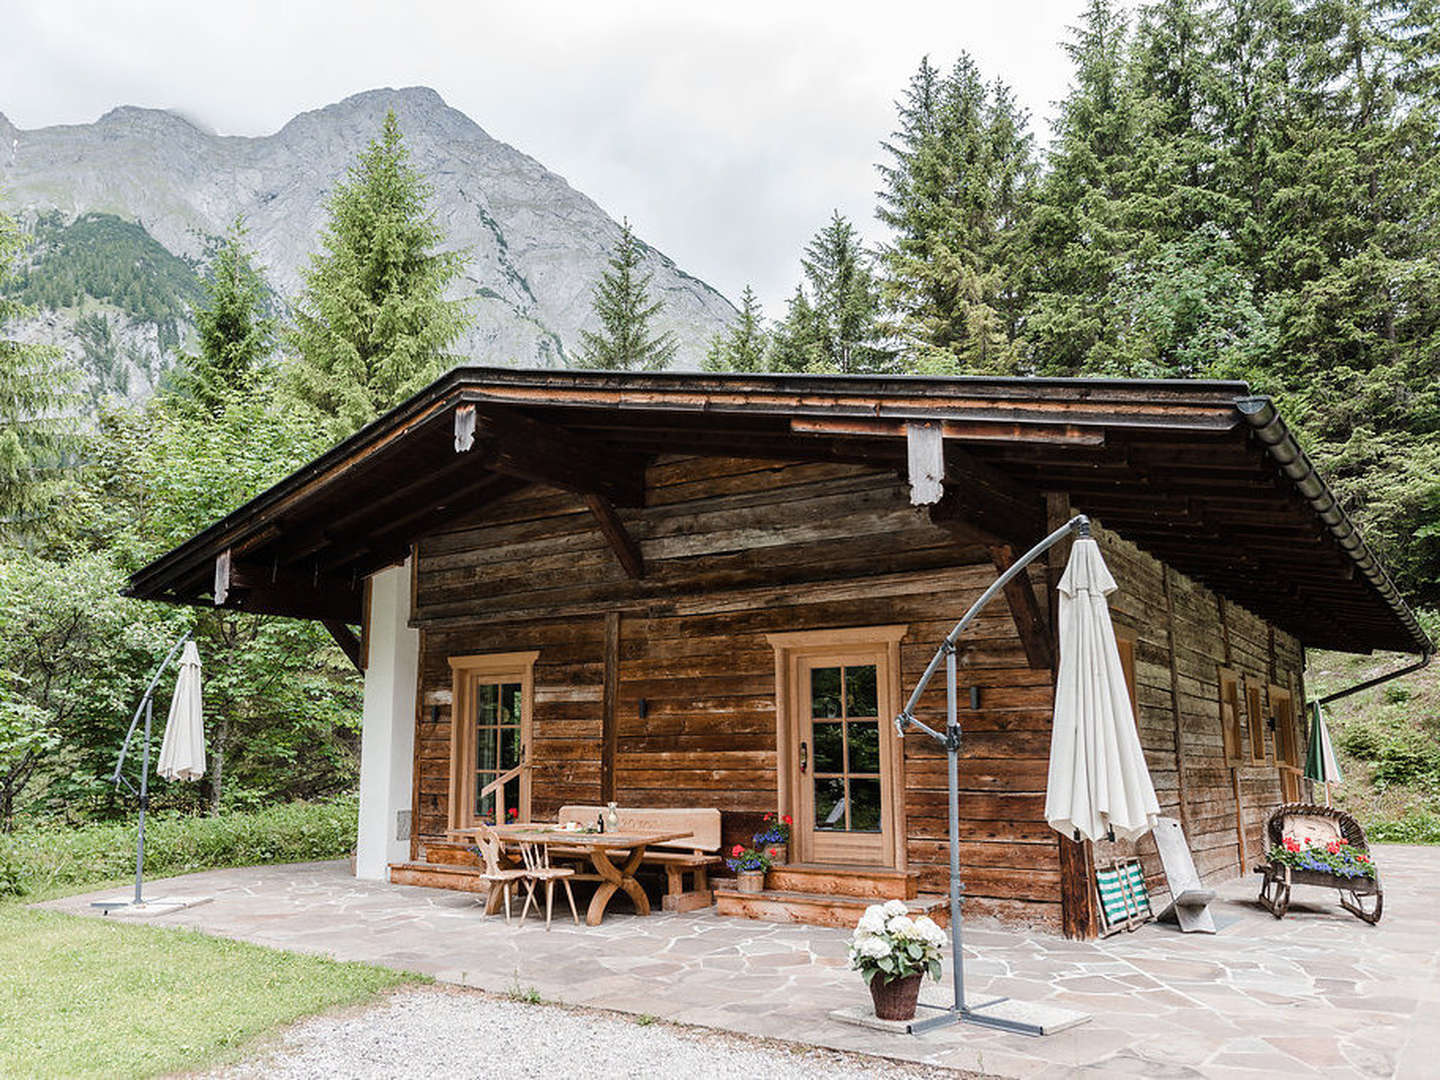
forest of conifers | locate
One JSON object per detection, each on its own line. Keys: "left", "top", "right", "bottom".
{"left": 2, "top": 0, "right": 1438, "bottom": 829}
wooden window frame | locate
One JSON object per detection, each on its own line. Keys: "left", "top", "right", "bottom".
{"left": 1218, "top": 667, "right": 1244, "bottom": 767}
{"left": 1113, "top": 626, "right": 1140, "bottom": 723}
{"left": 446, "top": 651, "right": 539, "bottom": 831}
{"left": 767, "top": 626, "right": 907, "bottom": 870}
{"left": 1270, "top": 684, "right": 1301, "bottom": 802}
{"left": 1245, "top": 681, "right": 1268, "bottom": 765}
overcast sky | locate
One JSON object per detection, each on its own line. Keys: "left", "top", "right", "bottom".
{"left": 3, "top": 0, "right": 1098, "bottom": 315}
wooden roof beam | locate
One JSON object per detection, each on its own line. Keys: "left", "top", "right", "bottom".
{"left": 467, "top": 406, "right": 648, "bottom": 507}
{"left": 213, "top": 551, "right": 363, "bottom": 623}
{"left": 989, "top": 543, "right": 1053, "bottom": 670}
{"left": 585, "top": 494, "right": 645, "bottom": 579}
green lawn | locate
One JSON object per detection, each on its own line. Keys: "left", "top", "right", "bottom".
{"left": 0, "top": 900, "right": 417, "bottom": 1079}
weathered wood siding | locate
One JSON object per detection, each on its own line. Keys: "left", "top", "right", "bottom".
{"left": 409, "top": 455, "right": 1063, "bottom": 926}
{"left": 1092, "top": 520, "right": 1304, "bottom": 900}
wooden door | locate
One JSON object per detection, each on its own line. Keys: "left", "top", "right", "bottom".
{"left": 793, "top": 649, "right": 900, "bottom": 866}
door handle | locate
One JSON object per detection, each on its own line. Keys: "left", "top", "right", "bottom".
{"left": 799, "top": 741, "right": 808, "bottom": 774}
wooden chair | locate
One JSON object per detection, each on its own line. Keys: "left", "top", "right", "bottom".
{"left": 518, "top": 840, "right": 580, "bottom": 930}
{"left": 472, "top": 823, "right": 529, "bottom": 925}
{"left": 1255, "top": 803, "right": 1382, "bottom": 924}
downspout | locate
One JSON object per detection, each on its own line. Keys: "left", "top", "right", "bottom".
{"left": 1235, "top": 397, "right": 1433, "bottom": 656}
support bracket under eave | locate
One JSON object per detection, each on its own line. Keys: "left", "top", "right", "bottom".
{"left": 988, "top": 543, "right": 1053, "bottom": 670}
{"left": 323, "top": 619, "right": 364, "bottom": 671}
{"left": 585, "top": 494, "right": 645, "bottom": 579}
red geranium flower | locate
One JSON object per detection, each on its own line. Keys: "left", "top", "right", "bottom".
{"left": 782, "top": 814, "right": 793, "bottom": 825}
{"left": 731, "top": 844, "right": 744, "bottom": 857}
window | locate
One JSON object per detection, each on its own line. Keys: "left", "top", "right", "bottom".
{"left": 1218, "top": 668, "right": 1244, "bottom": 766}
{"left": 1271, "top": 685, "right": 1302, "bottom": 801}
{"left": 447, "top": 651, "right": 538, "bottom": 830}
{"left": 1246, "top": 683, "right": 1268, "bottom": 764}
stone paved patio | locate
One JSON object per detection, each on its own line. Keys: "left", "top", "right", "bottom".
{"left": 44, "top": 845, "right": 1440, "bottom": 1078}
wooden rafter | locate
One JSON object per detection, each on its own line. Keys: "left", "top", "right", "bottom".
{"left": 323, "top": 619, "right": 363, "bottom": 671}
{"left": 585, "top": 494, "right": 645, "bottom": 579}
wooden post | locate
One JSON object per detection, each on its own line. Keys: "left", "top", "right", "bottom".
{"left": 1218, "top": 596, "right": 1246, "bottom": 871}
{"left": 600, "top": 612, "right": 621, "bottom": 803}
{"left": 1046, "top": 492, "right": 1098, "bottom": 940}
{"left": 1161, "top": 567, "right": 1193, "bottom": 839}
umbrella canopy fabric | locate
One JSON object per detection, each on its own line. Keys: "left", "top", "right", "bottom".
{"left": 157, "top": 641, "right": 205, "bottom": 782}
{"left": 1046, "top": 537, "right": 1161, "bottom": 843}
{"left": 1303, "top": 702, "right": 1343, "bottom": 785}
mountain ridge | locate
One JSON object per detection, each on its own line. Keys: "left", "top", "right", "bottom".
{"left": 0, "top": 86, "right": 735, "bottom": 396}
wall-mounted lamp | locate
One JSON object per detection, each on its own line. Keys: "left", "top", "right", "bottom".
{"left": 637, "top": 698, "right": 648, "bottom": 719}
{"left": 969, "top": 686, "right": 981, "bottom": 710}
{"left": 430, "top": 705, "right": 440, "bottom": 725}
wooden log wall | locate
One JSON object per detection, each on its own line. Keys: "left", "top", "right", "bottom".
{"left": 1090, "top": 519, "right": 1303, "bottom": 902}
{"left": 409, "top": 455, "right": 1064, "bottom": 929}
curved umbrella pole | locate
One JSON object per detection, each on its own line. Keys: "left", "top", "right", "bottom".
{"left": 895, "top": 514, "right": 1090, "bottom": 1036}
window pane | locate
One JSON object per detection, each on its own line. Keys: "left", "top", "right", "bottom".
{"left": 499, "top": 682, "right": 521, "bottom": 726}
{"left": 850, "top": 778, "right": 882, "bottom": 832}
{"left": 849, "top": 721, "right": 881, "bottom": 774}
{"left": 503, "top": 775, "right": 521, "bottom": 823}
{"left": 811, "top": 667, "right": 842, "bottom": 718}
{"left": 814, "top": 776, "right": 846, "bottom": 830}
{"left": 476, "top": 682, "right": 500, "bottom": 725}
{"left": 845, "top": 665, "right": 878, "bottom": 717}
{"left": 476, "top": 726, "right": 497, "bottom": 772}
{"left": 476, "top": 780, "right": 496, "bottom": 822}
{"left": 499, "top": 725, "right": 522, "bottom": 770}
{"left": 813, "top": 721, "right": 843, "bottom": 773}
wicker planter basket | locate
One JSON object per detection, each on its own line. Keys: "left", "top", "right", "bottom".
{"left": 869, "top": 973, "right": 923, "bottom": 1021}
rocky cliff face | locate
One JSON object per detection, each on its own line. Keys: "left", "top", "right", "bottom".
{"left": 0, "top": 86, "right": 735, "bottom": 386}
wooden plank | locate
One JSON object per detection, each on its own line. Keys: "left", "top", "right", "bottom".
{"left": 323, "top": 619, "right": 363, "bottom": 671}
{"left": 906, "top": 421, "right": 945, "bottom": 505}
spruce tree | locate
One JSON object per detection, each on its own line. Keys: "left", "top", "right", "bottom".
{"left": 876, "top": 54, "right": 1035, "bottom": 373}
{"left": 576, "top": 219, "right": 678, "bottom": 371}
{"left": 0, "top": 207, "right": 78, "bottom": 542}
{"left": 772, "top": 212, "right": 891, "bottom": 374}
{"left": 285, "top": 111, "right": 470, "bottom": 441}
{"left": 172, "top": 218, "right": 274, "bottom": 415}
{"left": 703, "top": 285, "right": 769, "bottom": 372}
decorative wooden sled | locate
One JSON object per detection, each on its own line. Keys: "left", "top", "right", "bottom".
{"left": 1254, "top": 803, "right": 1382, "bottom": 925}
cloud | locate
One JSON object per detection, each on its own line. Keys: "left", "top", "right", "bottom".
{"left": 1, "top": 0, "right": 1092, "bottom": 316}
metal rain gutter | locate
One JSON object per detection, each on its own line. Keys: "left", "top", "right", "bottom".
{"left": 1318, "top": 651, "right": 1432, "bottom": 706}
{"left": 1235, "top": 396, "right": 1432, "bottom": 655}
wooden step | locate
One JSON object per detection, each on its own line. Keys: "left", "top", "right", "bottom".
{"left": 714, "top": 887, "right": 948, "bottom": 930}
{"left": 415, "top": 839, "right": 479, "bottom": 868}
{"left": 765, "top": 863, "right": 919, "bottom": 900}
{"left": 389, "top": 861, "right": 486, "bottom": 893}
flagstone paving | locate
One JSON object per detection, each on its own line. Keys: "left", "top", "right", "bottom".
{"left": 44, "top": 844, "right": 1440, "bottom": 1078}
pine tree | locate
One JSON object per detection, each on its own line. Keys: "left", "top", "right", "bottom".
{"left": 172, "top": 218, "right": 274, "bottom": 415}
{"left": 285, "top": 111, "right": 470, "bottom": 441}
{"left": 772, "top": 213, "right": 891, "bottom": 374}
{"left": 0, "top": 207, "right": 78, "bottom": 542}
{"left": 876, "top": 54, "right": 1036, "bottom": 373}
{"left": 576, "top": 219, "right": 678, "bottom": 371}
{"left": 703, "top": 285, "right": 769, "bottom": 372}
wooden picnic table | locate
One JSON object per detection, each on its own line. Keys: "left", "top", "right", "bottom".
{"left": 478, "top": 825, "right": 694, "bottom": 926}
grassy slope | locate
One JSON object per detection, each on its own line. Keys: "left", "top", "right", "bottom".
{"left": 1305, "top": 649, "right": 1440, "bottom": 836}
{"left": 0, "top": 899, "right": 415, "bottom": 1079}
{"left": 0, "top": 802, "right": 420, "bottom": 1078}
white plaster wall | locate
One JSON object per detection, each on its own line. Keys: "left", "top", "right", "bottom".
{"left": 355, "top": 560, "right": 419, "bottom": 881}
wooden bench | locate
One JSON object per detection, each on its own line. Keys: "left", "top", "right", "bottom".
{"left": 558, "top": 805, "right": 722, "bottom": 912}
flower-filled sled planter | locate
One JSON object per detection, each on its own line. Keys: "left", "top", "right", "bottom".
{"left": 1255, "top": 803, "right": 1381, "bottom": 924}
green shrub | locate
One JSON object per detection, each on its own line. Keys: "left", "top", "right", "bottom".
{"left": 1337, "top": 719, "right": 1386, "bottom": 760}
{"left": 1382, "top": 683, "right": 1413, "bottom": 705}
{"left": 0, "top": 797, "right": 356, "bottom": 899}
{"left": 1367, "top": 811, "right": 1440, "bottom": 844}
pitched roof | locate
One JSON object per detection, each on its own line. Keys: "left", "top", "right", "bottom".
{"left": 125, "top": 367, "right": 1431, "bottom": 655}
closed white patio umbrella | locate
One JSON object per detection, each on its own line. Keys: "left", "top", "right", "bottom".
{"left": 1046, "top": 536, "right": 1160, "bottom": 844}
{"left": 157, "top": 641, "right": 206, "bottom": 782}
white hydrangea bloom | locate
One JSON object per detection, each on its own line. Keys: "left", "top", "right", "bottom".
{"left": 886, "top": 914, "right": 917, "bottom": 938}
{"left": 914, "top": 915, "right": 948, "bottom": 948}
{"left": 854, "top": 909, "right": 887, "bottom": 937}
{"left": 881, "top": 899, "right": 908, "bottom": 917}
{"left": 855, "top": 935, "right": 891, "bottom": 960}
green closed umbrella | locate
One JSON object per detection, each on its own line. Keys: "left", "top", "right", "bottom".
{"left": 1303, "top": 701, "right": 1342, "bottom": 806}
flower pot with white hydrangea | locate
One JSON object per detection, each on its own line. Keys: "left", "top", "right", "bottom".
{"left": 848, "top": 900, "right": 947, "bottom": 1021}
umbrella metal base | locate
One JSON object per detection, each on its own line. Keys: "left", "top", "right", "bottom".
{"left": 89, "top": 895, "right": 213, "bottom": 917}
{"left": 911, "top": 995, "right": 1090, "bottom": 1037}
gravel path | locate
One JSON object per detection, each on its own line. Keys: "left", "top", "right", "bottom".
{"left": 200, "top": 984, "right": 972, "bottom": 1079}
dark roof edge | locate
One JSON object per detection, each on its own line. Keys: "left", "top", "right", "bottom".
{"left": 1236, "top": 396, "right": 1432, "bottom": 656}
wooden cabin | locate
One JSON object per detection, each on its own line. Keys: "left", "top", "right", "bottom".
{"left": 126, "top": 369, "right": 1430, "bottom": 938}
